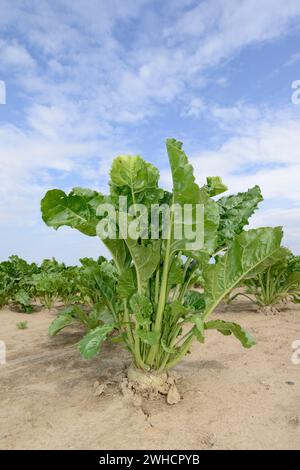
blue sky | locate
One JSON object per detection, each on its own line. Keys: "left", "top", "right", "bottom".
{"left": 0, "top": 0, "right": 300, "bottom": 264}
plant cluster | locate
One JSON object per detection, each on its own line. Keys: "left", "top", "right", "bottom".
{"left": 228, "top": 248, "right": 300, "bottom": 311}
{"left": 40, "top": 138, "right": 286, "bottom": 384}
{"left": 0, "top": 255, "right": 109, "bottom": 318}
{"left": 0, "top": 255, "right": 40, "bottom": 312}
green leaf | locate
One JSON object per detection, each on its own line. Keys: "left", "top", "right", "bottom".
{"left": 288, "top": 254, "right": 300, "bottom": 273}
{"left": 203, "top": 227, "right": 283, "bottom": 317}
{"left": 166, "top": 138, "right": 201, "bottom": 205}
{"left": 217, "top": 185, "right": 263, "bottom": 248}
{"left": 117, "top": 267, "right": 136, "bottom": 299}
{"left": 79, "top": 324, "right": 115, "bottom": 359}
{"left": 204, "top": 320, "right": 256, "bottom": 348}
{"left": 130, "top": 292, "right": 153, "bottom": 326}
{"left": 198, "top": 188, "right": 220, "bottom": 254}
{"left": 89, "top": 304, "right": 114, "bottom": 328}
{"left": 136, "top": 329, "right": 159, "bottom": 345}
{"left": 205, "top": 176, "right": 228, "bottom": 196}
{"left": 161, "top": 339, "right": 176, "bottom": 354}
{"left": 187, "top": 314, "right": 205, "bottom": 343}
{"left": 245, "top": 246, "right": 291, "bottom": 279}
{"left": 166, "top": 139, "right": 220, "bottom": 255}
{"left": 243, "top": 249, "right": 300, "bottom": 307}
{"left": 90, "top": 262, "right": 118, "bottom": 310}
{"left": 41, "top": 188, "right": 104, "bottom": 236}
{"left": 125, "top": 238, "right": 161, "bottom": 284}
{"left": 110, "top": 155, "right": 158, "bottom": 190}
{"left": 110, "top": 155, "right": 163, "bottom": 206}
{"left": 102, "top": 239, "right": 131, "bottom": 274}
{"left": 168, "top": 300, "right": 190, "bottom": 326}
{"left": 167, "top": 257, "right": 185, "bottom": 289}
{"left": 14, "top": 289, "right": 31, "bottom": 307}
{"left": 184, "top": 290, "right": 205, "bottom": 311}
{"left": 49, "top": 312, "right": 79, "bottom": 336}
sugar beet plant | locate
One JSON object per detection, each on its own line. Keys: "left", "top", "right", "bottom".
{"left": 0, "top": 256, "right": 39, "bottom": 312}
{"left": 48, "top": 257, "right": 115, "bottom": 335}
{"left": 41, "top": 139, "right": 283, "bottom": 387}
{"left": 0, "top": 256, "right": 93, "bottom": 312}
{"left": 228, "top": 248, "right": 300, "bottom": 312}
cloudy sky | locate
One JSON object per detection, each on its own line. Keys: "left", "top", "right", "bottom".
{"left": 0, "top": 0, "right": 300, "bottom": 264}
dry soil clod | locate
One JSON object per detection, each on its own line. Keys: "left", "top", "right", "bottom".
{"left": 120, "top": 365, "right": 182, "bottom": 404}
{"left": 258, "top": 306, "right": 280, "bottom": 315}
{"left": 166, "top": 383, "right": 181, "bottom": 405}
{"left": 94, "top": 383, "right": 106, "bottom": 397}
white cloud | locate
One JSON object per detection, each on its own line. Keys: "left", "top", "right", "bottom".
{"left": 189, "top": 112, "right": 300, "bottom": 197}
{"left": 0, "top": 39, "right": 35, "bottom": 69}
{"left": 1, "top": 0, "right": 300, "bottom": 261}
{"left": 183, "top": 99, "right": 263, "bottom": 130}
{"left": 192, "top": 112, "right": 300, "bottom": 253}
{"left": 209, "top": 103, "right": 261, "bottom": 131}
{"left": 172, "top": 0, "right": 300, "bottom": 72}
{"left": 183, "top": 97, "right": 206, "bottom": 118}
{"left": 2, "top": 0, "right": 300, "bottom": 127}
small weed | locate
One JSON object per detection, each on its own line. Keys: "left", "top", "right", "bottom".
{"left": 16, "top": 321, "right": 28, "bottom": 330}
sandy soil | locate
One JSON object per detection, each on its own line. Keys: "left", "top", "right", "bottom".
{"left": 0, "top": 300, "right": 300, "bottom": 450}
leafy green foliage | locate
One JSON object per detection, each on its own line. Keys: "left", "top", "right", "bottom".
{"left": 230, "top": 249, "right": 300, "bottom": 308}
{"left": 0, "top": 255, "right": 115, "bottom": 323}
{"left": 0, "top": 272, "right": 13, "bottom": 308}
{"left": 184, "top": 290, "right": 205, "bottom": 311}
{"left": 41, "top": 138, "right": 285, "bottom": 373}
{"left": 205, "top": 176, "right": 228, "bottom": 197}
{"left": 110, "top": 155, "right": 163, "bottom": 207}
{"left": 0, "top": 255, "right": 39, "bottom": 311}
{"left": 204, "top": 320, "right": 256, "bottom": 348}
{"left": 203, "top": 227, "right": 283, "bottom": 316}
{"left": 79, "top": 324, "right": 115, "bottom": 359}
{"left": 41, "top": 188, "right": 104, "bottom": 236}
{"left": 49, "top": 304, "right": 113, "bottom": 336}
{"left": 166, "top": 138, "right": 201, "bottom": 205}
{"left": 14, "top": 290, "right": 34, "bottom": 313}
{"left": 31, "top": 272, "right": 65, "bottom": 309}
{"left": 217, "top": 185, "right": 263, "bottom": 249}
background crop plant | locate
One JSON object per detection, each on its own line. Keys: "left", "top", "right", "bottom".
{"left": 228, "top": 248, "right": 300, "bottom": 312}
{"left": 48, "top": 303, "right": 114, "bottom": 336}
{"left": 41, "top": 138, "right": 284, "bottom": 392}
{"left": 0, "top": 255, "right": 39, "bottom": 312}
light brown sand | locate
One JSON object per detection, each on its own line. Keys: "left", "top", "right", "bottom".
{"left": 0, "top": 299, "right": 300, "bottom": 450}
